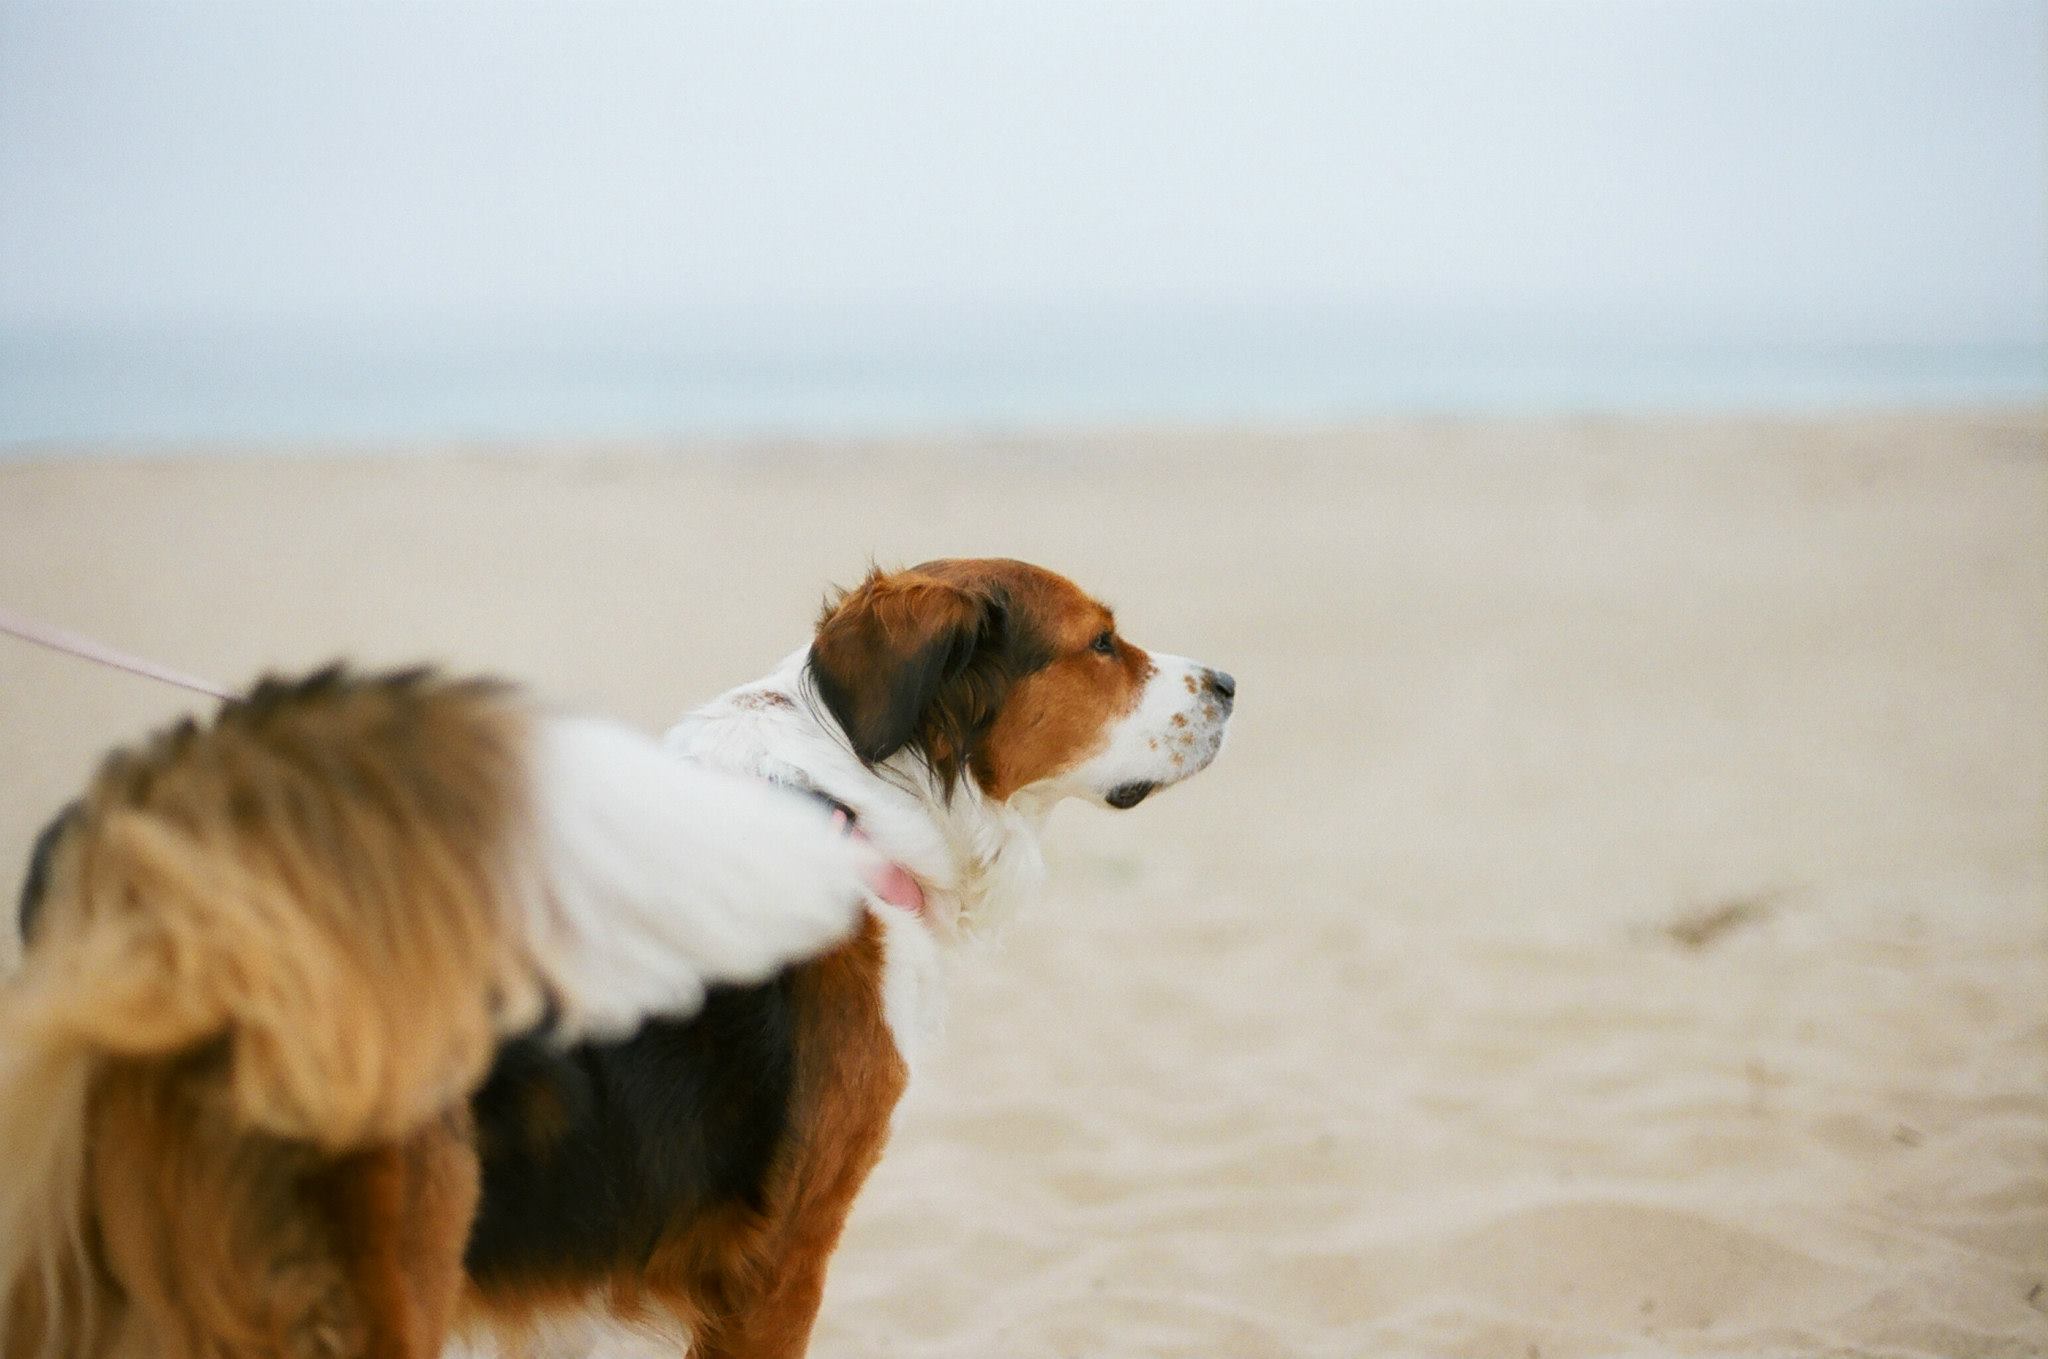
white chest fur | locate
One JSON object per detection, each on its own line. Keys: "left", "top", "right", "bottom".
{"left": 873, "top": 900, "right": 945, "bottom": 1076}
{"left": 448, "top": 1302, "right": 689, "bottom": 1358}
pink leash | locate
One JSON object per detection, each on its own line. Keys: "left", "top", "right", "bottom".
{"left": 0, "top": 605, "right": 234, "bottom": 701}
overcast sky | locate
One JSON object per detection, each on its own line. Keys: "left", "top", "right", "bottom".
{"left": 1, "top": 0, "right": 2042, "bottom": 349}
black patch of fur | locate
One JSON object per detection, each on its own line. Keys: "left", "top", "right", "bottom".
{"left": 463, "top": 972, "right": 800, "bottom": 1285}
{"left": 15, "top": 798, "right": 79, "bottom": 945}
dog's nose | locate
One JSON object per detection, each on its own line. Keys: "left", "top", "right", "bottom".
{"left": 1204, "top": 669, "right": 1236, "bottom": 703}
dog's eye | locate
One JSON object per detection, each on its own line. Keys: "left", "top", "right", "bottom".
{"left": 1091, "top": 631, "right": 1116, "bottom": 656}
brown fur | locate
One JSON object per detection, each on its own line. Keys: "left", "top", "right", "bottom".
{"left": 318, "top": 1113, "right": 481, "bottom": 1359}
{"left": 0, "top": 669, "right": 537, "bottom": 1358}
{"left": 969, "top": 579, "right": 1153, "bottom": 800}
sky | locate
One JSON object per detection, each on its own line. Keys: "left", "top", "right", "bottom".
{"left": 0, "top": 1, "right": 2041, "bottom": 438}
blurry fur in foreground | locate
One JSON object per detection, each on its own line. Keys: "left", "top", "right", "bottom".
{"left": 0, "top": 668, "right": 870, "bottom": 1358}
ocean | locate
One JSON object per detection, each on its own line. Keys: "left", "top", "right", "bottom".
{"left": 3, "top": 312, "right": 2041, "bottom": 452}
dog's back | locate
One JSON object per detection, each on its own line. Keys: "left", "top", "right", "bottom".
{"left": 0, "top": 668, "right": 869, "bottom": 1359}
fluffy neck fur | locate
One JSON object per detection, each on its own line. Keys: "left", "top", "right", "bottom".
{"left": 663, "top": 649, "right": 1049, "bottom": 942}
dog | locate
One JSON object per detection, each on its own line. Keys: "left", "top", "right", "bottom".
{"left": 0, "top": 669, "right": 877, "bottom": 1359}
{"left": 3, "top": 558, "right": 1234, "bottom": 1358}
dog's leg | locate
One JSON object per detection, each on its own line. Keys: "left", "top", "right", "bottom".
{"left": 319, "top": 1111, "right": 480, "bottom": 1359}
{"left": 688, "top": 926, "right": 908, "bottom": 1359}
{"left": 688, "top": 1252, "right": 832, "bottom": 1359}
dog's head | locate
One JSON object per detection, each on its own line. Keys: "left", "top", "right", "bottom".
{"left": 807, "top": 558, "right": 1232, "bottom": 809}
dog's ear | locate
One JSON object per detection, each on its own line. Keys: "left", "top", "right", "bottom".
{"left": 808, "top": 568, "right": 1011, "bottom": 788}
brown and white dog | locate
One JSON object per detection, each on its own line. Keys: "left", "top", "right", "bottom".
{"left": 1, "top": 558, "right": 1233, "bottom": 1359}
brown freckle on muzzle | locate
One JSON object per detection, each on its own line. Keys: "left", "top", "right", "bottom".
{"left": 1184, "top": 674, "right": 1199, "bottom": 694}
{"left": 1170, "top": 713, "right": 1187, "bottom": 728}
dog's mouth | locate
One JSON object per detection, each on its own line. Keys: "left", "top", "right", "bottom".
{"left": 1105, "top": 781, "right": 1156, "bottom": 810}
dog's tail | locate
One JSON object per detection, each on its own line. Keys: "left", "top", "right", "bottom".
{"left": 0, "top": 667, "right": 873, "bottom": 1356}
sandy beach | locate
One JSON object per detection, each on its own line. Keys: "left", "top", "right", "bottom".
{"left": 2, "top": 411, "right": 2044, "bottom": 1357}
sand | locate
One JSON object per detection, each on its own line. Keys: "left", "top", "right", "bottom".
{"left": 3, "top": 411, "right": 2044, "bottom": 1357}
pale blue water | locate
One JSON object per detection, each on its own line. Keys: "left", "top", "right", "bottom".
{"left": 2, "top": 313, "right": 2041, "bottom": 453}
